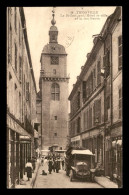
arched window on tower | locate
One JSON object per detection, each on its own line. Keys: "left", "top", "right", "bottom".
{"left": 51, "top": 83, "right": 60, "bottom": 101}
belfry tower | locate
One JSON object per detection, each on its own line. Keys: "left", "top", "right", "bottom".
{"left": 39, "top": 8, "right": 69, "bottom": 150}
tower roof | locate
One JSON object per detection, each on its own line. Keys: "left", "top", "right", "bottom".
{"left": 42, "top": 43, "right": 67, "bottom": 55}
{"left": 49, "top": 25, "right": 58, "bottom": 32}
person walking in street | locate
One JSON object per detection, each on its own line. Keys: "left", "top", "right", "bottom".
{"left": 41, "top": 156, "right": 44, "bottom": 166}
{"left": 42, "top": 156, "right": 48, "bottom": 175}
{"left": 48, "top": 157, "right": 53, "bottom": 174}
{"left": 52, "top": 157, "right": 56, "bottom": 172}
{"left": 31, "top": 156, "right": 36, "bottom": 172}
{"left": 25, "top": 158, "right": 33, "bottom": 181}
{"left": 62, "top": 158, "right": 64, "bottom": 170}
{"left": 55, "top": 157, "right": 60, "bottom": 173}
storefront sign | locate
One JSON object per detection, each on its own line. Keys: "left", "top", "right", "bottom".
{"left": 71, "top": 135, "right": 80, "bottom": 142}
{"left": 7, "top": 114, "right": 32, "bottom": 138}
{"left": 19, "top": 135, "right": 31, "bottom": 140}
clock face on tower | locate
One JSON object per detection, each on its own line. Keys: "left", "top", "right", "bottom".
{"left": 51, "top": 56, "right": 59, "bottom": 65}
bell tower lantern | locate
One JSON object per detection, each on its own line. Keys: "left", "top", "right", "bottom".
{"left": 49, "top": 9, "right": 58, "bottom": 43}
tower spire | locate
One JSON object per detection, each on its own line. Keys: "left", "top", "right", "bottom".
{"left": 51, "top": 7, "right": 56, "bottom": 26}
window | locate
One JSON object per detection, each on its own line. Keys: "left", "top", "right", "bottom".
{"left": 9, "top": 72, "right": 12, "bottom": 80}
{"left": 15, "top": 83, "right": 17, "bottom": 90}
{"left": 89, "top": 107, "right": 92, "bottom": 128}
{"left": 93, "top": 68, "right": 96, "bottom": 90}
{"left": 51, "top": 56, "right": 59, "bottom": 65}
{"left": 77, "top": 117, "right": 80, "bottom": 133}
{"left": 94, "top": 98, "right": 101, "bottom": 125}
{"left": 82, "top": 81, "right": 86, "bottom": 100}
{"left": 8, "top": 24, "right": 12, "bottom": 64}
{"left": 97, "top": 61, "right": 101, "bottom": 85}
{"left": 53, "top": 69, "right": 56, "bottom": 74}
{"left": 24, "top": 75, "right": 25, "bottom": 95}
{"left": 106, "top": 96, "right": 110, "bottom": 121}
{"left": 83, "top": 112, "right": 86, "bottom": 130}
{"left": 15, "top": 43, "right": 17, "bottom": 71}
{"left": 19, "top": 92, "right": 21, "bottom": 121}
{"left": 119, "top": 88, "right": 122, "bottom": 119}
{"left": 19, "top": 57, "right": 22, "bottom": 82}
{"left": 51, "top": 83, "right": 60, "bottom": 101}
{"left": 104, "top": 50, "right": 110, "bottom": 77}
{"left": 77, "top": 91, "right": 80, "bottom": 109}
{"left": 19, "top": 22, "right": 21, "bottom": 45}
{"left": 26, "top": 82, "right": 29, "bottom": 101}
{"left": 54, "top": 116, "right": 57, "bottom": 120}
{"left": 52, "top": 34, "right": 55, "bottom": 41}
{"left": 89, "top": 73, "right": 93, "bottom": 94}
{"left": 118, "top": 36, "right": 122, "bottom": 70}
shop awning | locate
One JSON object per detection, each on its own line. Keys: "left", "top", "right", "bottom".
{"left": 71, "top": 150, "right": 94, "bottom": 155}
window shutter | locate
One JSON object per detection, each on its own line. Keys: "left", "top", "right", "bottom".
{"left": 82, "top": 81, "right": 86, "bottom": 99}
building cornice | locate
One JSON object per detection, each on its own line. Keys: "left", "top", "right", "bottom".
{"left": 41, "top": 77, "right": 70, "bottom": 82}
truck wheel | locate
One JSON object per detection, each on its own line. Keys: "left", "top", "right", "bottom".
{"left": 70, "top": 170, "right": 74, "bottom": 182}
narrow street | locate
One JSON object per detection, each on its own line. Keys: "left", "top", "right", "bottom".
{"left": 33, "top": 165, "right": 103, "bottom": 188}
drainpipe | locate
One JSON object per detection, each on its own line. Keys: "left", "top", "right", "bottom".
{"left": 109, "top": 32, "right": 113, "bottom": 179}
{"left": 103, "top": 38, "right": 106, "bottom": 176}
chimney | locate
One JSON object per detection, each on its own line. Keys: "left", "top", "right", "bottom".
{"left": 93, "top": 37, "right": 98, "bottom": 44}
{"left": 87, "top": 53, "right": 90, "bottom": 59}
{"left": 81, "top": 66, "right": 84, "bottom": 70}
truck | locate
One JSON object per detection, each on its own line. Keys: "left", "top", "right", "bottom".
{"left": 65, "top": 147, "right": 96, "bottom": 182}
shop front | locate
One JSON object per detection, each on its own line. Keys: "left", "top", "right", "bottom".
{"left": 7, "top": 113, "right": 32, "bottom": 188}
{"left": 81, "top": 129, "right": 104, "bottom": 172}
{"left": 71, "top": 135, "right": 81, "bottom": 147}
{"left": 19, "top": 135, "right": 31, "bottom": 179}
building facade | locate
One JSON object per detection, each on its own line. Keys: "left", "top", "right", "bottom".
{"left": 38, "top": 11, "right": 69, "bottom": 150}
{"left": 68, "top": 6, "right": 122, "bottom": 182}
{"left": 7, "top": 7, "right": 37, "bottom": 188}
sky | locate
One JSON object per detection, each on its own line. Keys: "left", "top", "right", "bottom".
{"left": 23, "top": 6, "right": 116, "bottom": 97}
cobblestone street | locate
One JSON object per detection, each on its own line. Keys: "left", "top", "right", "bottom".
{"left": 33, "top": 165, "right": 103, "bottom": 188}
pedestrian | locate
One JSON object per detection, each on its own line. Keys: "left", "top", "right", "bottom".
{"left": 62, "top": 158, "right": 64, "bottom": 170}
{"left": 41, "top": 156, "right": 44, "bottom": 166}
{"left": 42, "top": 156, "right": 48, "bottom": 175}
{"left": 25, "top": 158, "right": 33, "bottom": 181}
{"left": 52, "top": 157, "right": 56, "bottom": 172}
{"left": 55, "top": 157, "right": 60, "bottom": 173}
{"left": 31, "top": 156, "right": 36, "bottom": 172}
{"left": 48, "top": 157, "right": 53, "bottom": 174}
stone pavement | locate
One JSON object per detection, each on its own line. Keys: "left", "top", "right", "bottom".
{"left": 94, "top": 176, "right": 118, "bottom": 188}
{"left": 15, "top": 159, "right": 40, "bottom": 189}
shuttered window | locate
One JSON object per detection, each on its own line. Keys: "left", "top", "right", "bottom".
{"left": 82, "top": 81, "right": 86, "bottom": 100}
{"left": 26, "top": 82, "right": 29, "bottom": 101}
{"left": 97, "top": 61, "right": 101, "bottom": 85}
{"left": 94, "top": 99, "right": 101, "bottom": 124}
{"left": 119, "top": 88, "right": 122, "bottom": 119}
{"left": 118, "top": 36, "right": 122, "bottom": 70}
{"left": 15, "top": 43, "right": 17, "bottom": 71}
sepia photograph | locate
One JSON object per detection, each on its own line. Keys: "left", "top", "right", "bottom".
{"left": 7, "top": 6, "right": 122, "bottom": 188}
